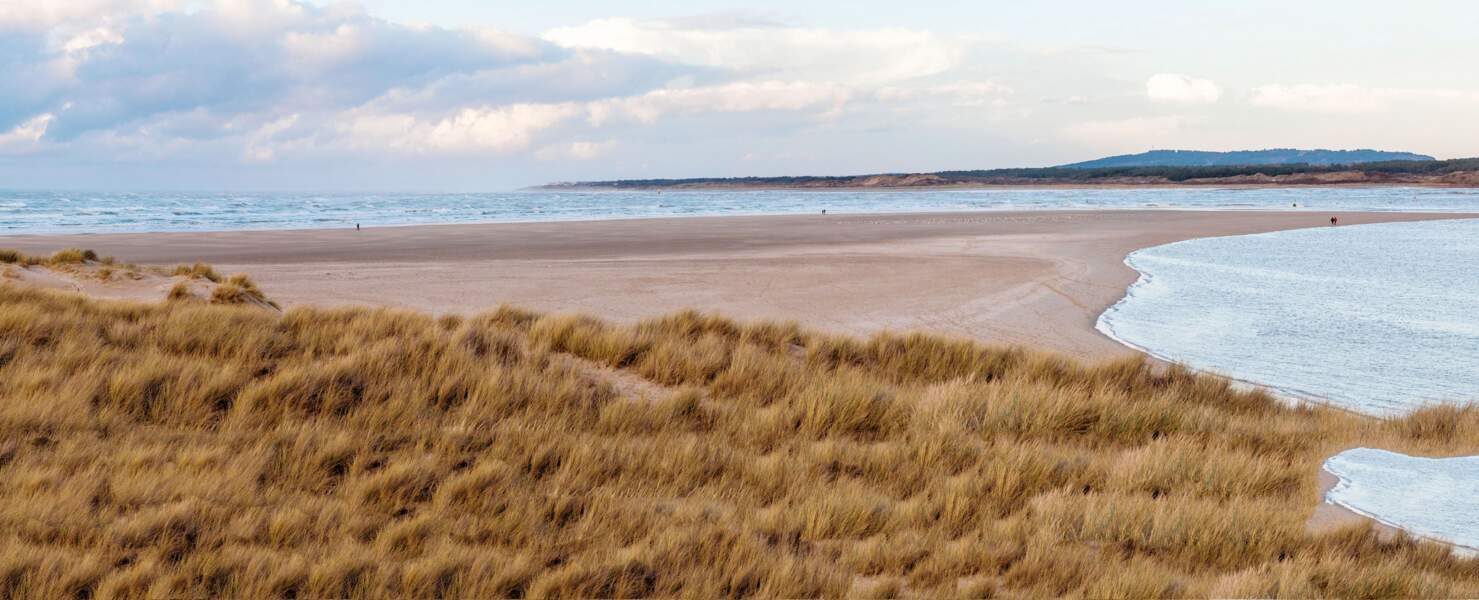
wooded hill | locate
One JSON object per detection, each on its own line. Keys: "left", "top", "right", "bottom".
{"left": 544, "top": 157, "right": 1479, "bottom": 190}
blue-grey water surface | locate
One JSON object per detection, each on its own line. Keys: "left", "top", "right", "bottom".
{"left": 4, "top": 187, "right": 1478, "bottom": 234}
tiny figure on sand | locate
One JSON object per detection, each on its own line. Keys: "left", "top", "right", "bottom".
{"left": 1330, "top": 216, "right": 1338, "bottom": 226}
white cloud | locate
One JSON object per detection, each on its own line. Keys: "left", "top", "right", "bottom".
{"left": 875, "top": 81, "right": 1012, "bottom": 107}
{"left": 0, "top": 113, "right": 54, "bottom": 153}
{"left": 0, "top": 1, "right": 1112, "bottom": 178}
{"left": 0, "top": 0, "right": 183, "bottom": 29}
{"left": 344, "top": 103, "right": 581, "bottom": 154}
{"left": 544, "top": 17, "right": 962, "bottom": 85}
{"left": 587, "top": 80, "right": 851, "bottom": 125}
{"left": 11, "top": 2, "right": 1470, "bottom": 190}
{"left": 62, "top": 26, "right": 124, "bottom": 53}
{"left": 278, "top": 24, "right": 368, "bottom": 72}
{"left": 2, "top": 0, "right": 579, "bottom": 141}
{"left": 1146, "top": 73, "right": 1222, "bottom": 104}
{"left": 536, "top": 140, "right": 614, "bottom": 161}
{"left": 240, "top": 113, "right": 300, "bottom": 163}
{"left": 339, "top": 79, "right": 851, "bottom": 156}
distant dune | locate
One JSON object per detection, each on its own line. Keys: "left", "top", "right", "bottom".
{"left": 542, "top": 154, "right": 1479, "bottom": 191}
{"left": 1058, "top": 148, "right": 1435, "bottom": 169}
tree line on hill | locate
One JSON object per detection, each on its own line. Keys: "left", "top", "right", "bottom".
{"left": 550, "top": 157, "right": 1479, "bottom": 189}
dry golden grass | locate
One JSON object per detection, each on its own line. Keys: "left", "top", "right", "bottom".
{"left": 171, "top": 262, "right": 222, "bottom": 283}
{"left": 1, "top": 284, "right": 1477, "bottom": 598}
{"left": 0, "top": 247, "right": 111, "bottom": 268}
{"left": 208, "top": 273, "right": 278, "bottom": 309}
{"left": 1, "top": 248, "right": 271, "bottom": 307}
{"left": 166, "top": 281, "right": 194, "bottom": 302}
{"left": 1, "top": 248, "right": 140, "bottom": 284}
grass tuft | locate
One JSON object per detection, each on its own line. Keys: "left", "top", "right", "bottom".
{"left": 1393, "top": 403, "right": 1477, "bottom": 443}
{"left": 0, "top": 249, "right": 26, "bottom": 265}
{"left": 47, "top": 247, "right": 95, "bottom": 264}
{"left": 209, "top": 273, "right": 278, "bottom": 308}
{"left": 166, "top": 281, "right": 194, "bottom": 302}
{"left": 172, "top": 262, "right": 222, "bottom": 282}
{"left": 0, "top": 247, "right": 109, "bottom": 267}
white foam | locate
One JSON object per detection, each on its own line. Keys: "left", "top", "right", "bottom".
{"left": 1324, "top": 448, "right": 1479, "bottom": 551}
{"left": 1097, "top": 219, "right": 1479, "bottom": 417}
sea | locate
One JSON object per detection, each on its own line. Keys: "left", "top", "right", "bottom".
{"left": 1323, "top": 448, "right": 1479, "bottom": 551}
{"left": 4, "top": 186, "right": 1479, "bottom": 234}
{"left": 1096, "top": 218, "right": 1479, "bottom": 417}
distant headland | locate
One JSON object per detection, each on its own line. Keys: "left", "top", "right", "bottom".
{"left": 540, "top": 149, "right": 1479, "bottom": 190}
{"left": 1058, "top": 148, "right": 1434, "bottom": 169}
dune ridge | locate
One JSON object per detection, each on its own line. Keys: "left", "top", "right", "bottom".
{"left": 2, "top": 279, "right": 1478, "bottom": 597}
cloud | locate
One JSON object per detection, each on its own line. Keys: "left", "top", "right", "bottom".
{"left": 587, "top": 80, "right": 851, "bottom": 125}
{"left": 875, "top": 81, "right": 1011, "bottom": 107}
{"left": 1145, "top": 73, "right": 1221, "bottom": 103}
{"left": 544, "top": 17, "right": 962, "bottom": 85}
{"left": 0, "top": 0, "right": 184, "bottom": 29}
{"left": 343, "top": 103, "right": 582, "bottom": 154}
{"left": 535, "top": 140, "right": 614, "bottom": 161}
{"left": 337, "top": 79, "right": 851, "bottom": 157}
{"left": 33, "top": 2, "right": 1469, "bottom": 190}
{"left": 0, "top": 0, "right": 1117, "bottom": 185}
{"left": 0, "top": 112, "right": 54, "bottom": 153}
{"left": 62, "top": 26, "right": 125, "bottom": 54}
{"left": 359, "top": 49, "right": 697, "bottom": 114}
{"left": 2, "top": 2, "right": 885, "bottom": 165}
{"left": 240, "top": 113, "right": 301, "bottom": 162}
{"left": 4, "top": 0, "right": 577, "bottom": 141}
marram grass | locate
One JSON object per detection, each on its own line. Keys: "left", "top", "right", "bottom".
{"left": 1, "top": 281, "right": 1477, "bottom": 598}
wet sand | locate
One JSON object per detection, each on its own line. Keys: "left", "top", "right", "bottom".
{"left": 1307, "top": 467, "right": 1402, "bottom": 540}
{"left": 1, "top": 209, "right": 1469, "bottom": 360}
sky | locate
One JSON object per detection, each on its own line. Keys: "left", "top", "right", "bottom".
{"left": 2, "top": 0, "right": 1477, "bottom": 191}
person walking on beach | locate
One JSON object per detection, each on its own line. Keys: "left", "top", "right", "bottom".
{"left": 1330, "top": 216, "right": 1338, "bottom": 226}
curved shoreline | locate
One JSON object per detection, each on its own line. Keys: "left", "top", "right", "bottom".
{"left": 1102, "top": 251, "right": 1470, "bottom": 553}
{"left": 3, "top": 209, "right": 1473, "bottom": 362}
{"left": 1095, "top": 239, "right": 1397, "bottom": 416}
{"left": 1317, "top": 455, "right": 1479, "bottom": 555}
{"left": 5, "top": 208, "right": 1477, "bottom": 552}
{"left": 1096, "top": 218, "right": 1479, "bottom": 417}
{"left": 1093, "top": 223, "right": 1479, "bottom": 551}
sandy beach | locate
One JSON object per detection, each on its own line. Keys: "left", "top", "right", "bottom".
{"left": 2, "top": 209, "right": 1470, "bottom": 360}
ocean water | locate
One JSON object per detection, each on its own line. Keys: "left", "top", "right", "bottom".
{"left": 1097, "top": 218, "right": 1479, "bottom": 417}
{"left": 2, "top": 186, "right": 1479, "bottom": 234}
{"left": 1324, "top": 448, "right": 1479, "bottom": 550}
